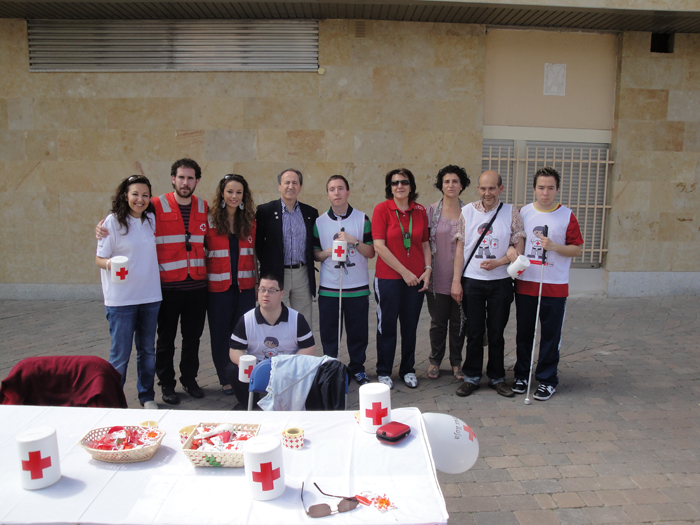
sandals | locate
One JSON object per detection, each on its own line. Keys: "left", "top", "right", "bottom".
{"left": 427, "top": 365, "right": 440, "bottom": 379}
{"left": 453, "top": 366, "right": 465, "bottom": 380}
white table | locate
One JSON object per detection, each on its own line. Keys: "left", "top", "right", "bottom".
{"left": 0, "top": 406, "right": 448, "bottom": 525}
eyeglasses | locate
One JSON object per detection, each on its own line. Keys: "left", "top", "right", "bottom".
{"left": 185, "top": 231, "right": 192, "bottom": 252}
{"left": 258, "top": 287, "right": 280, "bottom": 295}
{"left": 390, "top": 180, "right": 411, "bottom": 187}
{"left": 301, "top": 482, "right": 359, "bottom": 518}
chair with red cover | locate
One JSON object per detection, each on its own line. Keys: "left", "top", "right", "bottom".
{"left": 0, "top": 356, "right": 128, "bottom": 408}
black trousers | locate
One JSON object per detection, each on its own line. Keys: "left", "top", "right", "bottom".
{"left": 460, "top": 277, "right": 513, "bottom": 381}
{"left": 155, "top": 287, "right": 208, "bottom": 389}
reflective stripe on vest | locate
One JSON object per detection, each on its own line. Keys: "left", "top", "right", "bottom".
{"left": 207, "top": 250, "right": 229, "bottom": 259}
{"left": 238, "top": 270, "right": 255, "bottom": 278}
{"left": 240, "top": 248, "right": 254, "bottom": 256}
{"left": 190, "top": 259, "right": 205, "bottom": 267}
{"left": 159, "top": 260, "right": 188, "bottom": 272}
{"left": 156, "top": 234, "right": 186, "bottom": 245}
{"left": 208, "top": 272, "right": 231, "bottom": 282}
{"left": 160, "top": 195, "right": 203, "bottom": 213}
{"left": 197, "top": 198, "right": 205, "bottom": 213}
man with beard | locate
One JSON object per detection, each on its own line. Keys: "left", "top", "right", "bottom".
{"left": 96, "top": 158, "right": 209, "bottom": 405}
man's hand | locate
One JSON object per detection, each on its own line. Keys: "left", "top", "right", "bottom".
{"left": 335, "top": 231, "right": 359, "bottom": 246}
{"left": 537, "top": 235, "right": 558, "bottom": 252}
{"left": 418, "top": 268, "right": 431, "bottom": 292}
{"left": 402, "top": 271, "right": 420, "bottom": 287}
{"left": 480, "top": 259, "right": 502, "bottom": 271}
{"left": 96, "top": 219, "right": 108, "bottom": 240}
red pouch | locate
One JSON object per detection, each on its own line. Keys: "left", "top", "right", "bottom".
{"left": 376, "top": 421, "right": 411, "bottom": 445}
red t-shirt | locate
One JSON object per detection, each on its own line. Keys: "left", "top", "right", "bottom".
{"left": 372, "top": 199, "right": 429, "bottom": 280}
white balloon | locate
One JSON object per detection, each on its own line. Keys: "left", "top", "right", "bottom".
{"left": 422, "top": 412, "right": 479, "bottom": 474}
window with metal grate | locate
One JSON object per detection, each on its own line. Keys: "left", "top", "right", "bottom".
{"left": 28, "top": 19, "right": 319, "bottom": 72}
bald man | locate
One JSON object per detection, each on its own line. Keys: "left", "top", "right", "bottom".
{"left": 451, "top": 171, "right": 526, "bottom": 398}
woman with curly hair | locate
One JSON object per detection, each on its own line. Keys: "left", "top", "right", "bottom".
{"left": 205, "top": 174, "right": 257, "bottom": 395}
{"left": 95, "top": 175, "right": 161, "bottom": 409}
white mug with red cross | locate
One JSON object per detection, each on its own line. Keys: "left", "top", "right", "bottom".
{"left": 359, "top": 383, "right": 392, "bottom": 433}
{"left": 331, "top": 240, "right": 347, "bottom": 262}
{"left": 243, "top": 436, "right": 285, "bottom": 501}
{"left": 238, "top": 354, "right": 256, "bottom": 384}
{"left": 110, "top": 256, "right": 130, "bottom": 284}
{"left": 16, "top": 426, "right": 61, "bottom": 490}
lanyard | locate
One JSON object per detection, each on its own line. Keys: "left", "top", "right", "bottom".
{"left": 395, "top": 210, "right": 412, "bottom": 255}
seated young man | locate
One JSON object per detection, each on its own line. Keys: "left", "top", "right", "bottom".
{"left": 225, "top": 274, "right": 316, "bottom": 407}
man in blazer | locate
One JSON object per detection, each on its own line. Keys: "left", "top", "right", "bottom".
{"left": 255, "top": 168, "right": 319, "bottom": 326}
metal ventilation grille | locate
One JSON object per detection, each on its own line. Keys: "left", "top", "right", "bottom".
{"left": 28, "top": 19, "right": 319, "bottom": 72}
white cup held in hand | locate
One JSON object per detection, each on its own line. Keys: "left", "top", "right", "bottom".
{"left": 110, "top": 256, "right": 130, "bottom": 284}
{"left": 507, "top": 255, "right": 531, "bottom": 279}
{"left": 238, "top": 355, "right": 256, "bottom": 384}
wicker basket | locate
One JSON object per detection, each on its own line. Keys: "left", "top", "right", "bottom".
{"left": 79, "top": 426, "right": 166, "bottom": 463}
{"left": 182, "top": 422, "right": 261, "bottom": 468}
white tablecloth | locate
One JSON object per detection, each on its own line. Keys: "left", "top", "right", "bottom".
{"left": 0, "top": 406, "right": 448, "bottom": 525}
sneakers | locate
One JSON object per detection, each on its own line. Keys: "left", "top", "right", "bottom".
{"left": 378, "top": 375, "right": 393, "bottom": 389}
{"left": 161, "top": 387, "right": 180, "bottom": 405}
{"left": 182, "top": 381, "right": 205, "bottom": 399}
{"left": 404, "top": 373, "right": 418, "bottom": 389}
{"left": 456, "top": 381, "right": 479, "bottom": 397}
{"left": 489, "top": 381, "right": 515, "bottom": 398}
{"left": 533, "top": 384, "right": 556, "bottom": 401}
{"left": 512, "top": 378, "right": 528, "bottom": 394}
{"left": 142, "top": 400, "right": 158, "bottom": 410}
{"left": 354, "top": 372, "right": 370, "bottom": 385}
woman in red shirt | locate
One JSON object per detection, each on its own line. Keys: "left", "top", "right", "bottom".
{"left": 372, "top": 168, "right": 432, "bottom": 390}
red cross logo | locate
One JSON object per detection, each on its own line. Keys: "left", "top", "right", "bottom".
{"left": 333, "top": 245, "right": 345, "bottom": 258}
{"left": 365, "top": 402, "right": 388, "bottom": 425}
{"left": 517, "top": 269, "right": 526, "bottom": 276}
{"left": 463, "top": 424, "right": 476, "bottom": 442}
{"left": 244, "top": 364, "right": 253, "bottom": 378}
{"left": 22, "top": 450, "right": 52, "bottom": 480}
{"left": 115, "top": 267, "right": 128, "bottom": 280}
{"left": 252, "top": 461, "right": 280, "bottom": 491}
{"left": 535, "top": 240, "right": 541, "bottom": 247}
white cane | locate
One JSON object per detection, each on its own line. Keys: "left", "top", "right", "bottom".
{"left": 332, "top": 231, "right": 348, "bottom": 354}
{"left": 524, "top": 225, "right": 548, "bottom": 406}
{"left": 337, "top": 264, "right": 343, "bottom": 350}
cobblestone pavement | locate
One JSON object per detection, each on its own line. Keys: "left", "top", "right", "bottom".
{"left": 1, "top": 295, "right": 699, "bottom": 524}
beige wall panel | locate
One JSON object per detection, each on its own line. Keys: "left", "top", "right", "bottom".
{"left": 34, "top": 98, "right": 107, "bottom": 130}
{"left": 0, "top": 99, "right": 7, "bottom": 130}
{"left": 0, "top": 130, "right": 25, "bottom": 161}
{"left": 683, "top": 123, "right": 700, "bottom": 152}
{"left": 381, "top": 99, "right": 435, "bottom": 131}
{"left": 343, "top": 99, "right": 383, "bottom": 131}
{"left": 319, "top": 67, "right": 374, "bottom": 99}
{"left": 191, "top": 98, "right": 243, "bottom": 129}
{"left": 620, "top": 151, "right": 698, "bottom": 182}
{"left": 353, "top": 131, "right": 403, "bottom": 164}
{"left": 205, "top": 129, "right": 257, "bottom": 162}
{"left": 7, "top": 98, "right": 32, "bottom": 129}
{"left": 269, "top": 73, "right": 319, "bottom": 98}
{"left": 618, "top": 88, "right": 669, "bottom": 120}
{"left": 325, "top": 130, "right": 354, "bottom": 163}
{"left": 484, "top": 29, "right": 617, "bottom": 130}
{"left": 620, "top": 57, "right": 685, "bottom": 90}
{"left": 256, "top": 129, "right": 287, "bottom": 162}
{"left": 608, "top": 211, "right": 659, "bottom": 242}
{"left": 611, "top": 180, "right": 651, "bottom": 212}
{"left": 175, "top": 130, "right": 206, "bottom": 161}
{"left": 434, "top": 99, "right": 482, "bottom": 133}
{"left": 668, "top": 91, "right": 700, "bottom": 122}
{"left": 287, "top": 130, "right": 326, "bottom": 162}
{"left": 617, "top": 120, "right": 685, "bottom": 153}
{"left": 25, "top": 130, "right": 58, "bottom": 161}
{"left": 658, "top": 213, "right": 697, "bottom": 242}
{"left": 319, "top": 32, "right": 352, "bottom": 66}
{"left": 373, "top": 67, "right": 451, "bottom": 100}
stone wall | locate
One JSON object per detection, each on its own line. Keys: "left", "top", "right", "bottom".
{"left": 607, "top": 32, "right": 700, "bottom": 295}
{"left": 0, "top": 19, "right": 485, "bottom": 289}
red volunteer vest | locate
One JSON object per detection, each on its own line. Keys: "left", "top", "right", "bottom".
{"left": 152, "top": 193, "right": 208, "bottom": 283}
{"left": 205, "top": 220, "right": 257, "bottom": 292}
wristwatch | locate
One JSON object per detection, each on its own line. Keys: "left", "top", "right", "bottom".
{"left": 353, "top": 241, "right": 360, "bottom": 248}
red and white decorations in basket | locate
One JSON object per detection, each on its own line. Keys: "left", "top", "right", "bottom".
{"left": 79, "top": 425, "right": 166, "bottom": 463}
{"left": 182, "top": 422, "right": 260, "bottom": 468}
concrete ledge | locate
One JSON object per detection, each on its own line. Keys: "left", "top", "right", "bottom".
{"left": 0, "top": 284, "right": 102, "bottom": 301}
{"left": 607, "top": 271, "right": 700, "bottom": 297}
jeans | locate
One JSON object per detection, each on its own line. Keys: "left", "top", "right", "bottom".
{"left": 514, "top": 293, "right": 566, "bottom": 387}
{"left": 156, "top": 287, "right": 208, "bottom": 390}
{"left": 426, "top": 292, "right": 465, "bottom": 367}
{"left": 318, "top": 294, "right": 369, "bottom": 375}
{"left": 374, "top": 278, "right": 425, "bottom": 378}
{"left": 208, "top": 285, "right": 255, "bottom": 386}
{"left": 105, "top": 301, "right": 161, "bottom": 404}
{"left": 460, "top": 277, "right": 514, "bottom": 382}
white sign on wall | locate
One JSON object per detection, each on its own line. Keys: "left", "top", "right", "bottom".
{"left": 544, "top": 63, "right": 566, "bottom": 96}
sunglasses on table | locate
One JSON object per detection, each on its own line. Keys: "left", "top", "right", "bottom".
{"left": 301, "top": 482, "right": 360, "bottom": 518}
{"left": 390, "top": 179, "right": 411, "bottom": 187}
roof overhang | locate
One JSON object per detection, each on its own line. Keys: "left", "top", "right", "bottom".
{"left": 1, "top": 0, "right": 699, "bottom": 33}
